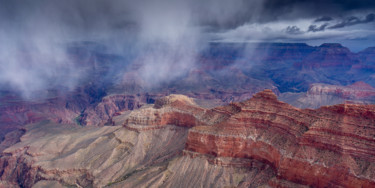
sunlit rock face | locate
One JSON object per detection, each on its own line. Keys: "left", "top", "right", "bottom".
{"left": 0, "top": 90, "right": 374, "bottom": 187}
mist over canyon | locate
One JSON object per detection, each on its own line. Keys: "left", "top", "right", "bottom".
{"left": 0, "top": 0, "right": 375, "bottom": 187}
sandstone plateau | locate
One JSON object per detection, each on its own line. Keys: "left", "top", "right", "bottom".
{"left": 0, "top": 90, "right": 374, "bottom": 187}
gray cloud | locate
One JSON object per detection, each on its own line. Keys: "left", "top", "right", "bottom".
{"left": 286, "top": 26, "right": 304, "bottom": 35}
{"left": 315, "top": 16, "right": 333, "bottom": 22}
{"left": 257, "top": 0, "right": 375, "bottom": 23}
{"left": 0, "top": 0, "right": 375, "bottom": 98}
{"left": 0, "top": 0, "right": 204, "bottom": 97}
{"left": 329, "top": 13, "right": 375, "bottom": 29}
{"left": 308, "top": 23, "right": 329, "bottom": 32}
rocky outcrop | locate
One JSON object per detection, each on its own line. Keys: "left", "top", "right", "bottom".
{"left": 186, "top": 89, "right": 375, "bottom": 187}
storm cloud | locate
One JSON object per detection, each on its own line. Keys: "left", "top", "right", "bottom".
{"left": 0, "top": 0, "right": 374, "bottom": 97}
{"left": 315, "top": 16, "right": 334, "bottom": 22}
{"left": 329, "top": 13, "right": 375, "bottom": 29}
{"left": 308, "top": 24, "right": 329, "bottom": 32}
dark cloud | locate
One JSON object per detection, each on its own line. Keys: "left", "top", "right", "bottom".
{"left": 0, "top": 0, "right": 374, "bottom": 31}
{"left": 259, "top": 0, "right": 375, "bottom": 22}
{"left": 329, "top": 13, "right": 375, "bottom": 29}
{"left": 286, "top": 26, "right": 304, "bottom": 35}
{"left": 195, "top": 0, "right": 375, "bottom": 30}
{"left": 0, "top": 0, "right": 374, "bottom": 97}
{"left": 263, "top": 0, "right": 375, "bottom": 12}
{"left": 308, "top": 23, "right": 329, "bottom": 32}
{"left": 0, "top": 0, "right": 202, "bottom": 97}
{"left": 315, "top": 16, "right": 333, "bottom": 22}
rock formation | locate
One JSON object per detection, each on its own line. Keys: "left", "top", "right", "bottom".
{"left": 5, "top": 42, "right": 375, "bottom": 141}
{"left": 186, "top": 90, "right": 375, "bottom": 187}
{"left": 280, "top": 81, "right": 375, "bottom": 108}
{"left": 0, "top": 90, "right": 374, "bottom": 187}
{"left": 3, "top": 42, "right": 375, "bottom": 187}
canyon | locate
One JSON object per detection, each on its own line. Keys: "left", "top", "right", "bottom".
{"left": 1, "top": 1, "right": 375, "bottom": 187}
{"left": 2, "top": 42, "right": 375, "bottom": 133}
{"left": 1, "top": 42, "right": 375, "bottom": 187}
{"left": 0, "top": 90, "right": 374, "bottom": 187}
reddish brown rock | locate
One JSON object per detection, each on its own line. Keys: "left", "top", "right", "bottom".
{"left": 123, "top": 94, "right": 235, "bottom": 131}
{"left": 1, "top": 91, "right": 375, "bottom": 187}
{"left": 185, "top": 89, "right": 375, "bottom": 187}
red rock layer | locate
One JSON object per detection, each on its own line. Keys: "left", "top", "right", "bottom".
{"left": 123, "top": 95, "right": 243, "bottom": 132}
{"left": 185, "top": 89, "right": 375, "bottom": 187}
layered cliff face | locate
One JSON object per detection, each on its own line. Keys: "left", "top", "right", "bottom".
{"left": 0, "top": 95, "right": 262, "bottom": 188}
{"left": 186, "top": 90, "right": 375, "bottom": 187}
{"left": 124, "top": 94, "right": 241, "bottom": 130}
{"left": 1, "top": 90, "right": 375, "bottom": 187}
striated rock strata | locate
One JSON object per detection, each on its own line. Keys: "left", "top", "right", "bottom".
{"left": 0, "top": 90, "right": 375, "bottom": 187}
{"left": 186, "top": 89, "right": 375, "bottom": 187}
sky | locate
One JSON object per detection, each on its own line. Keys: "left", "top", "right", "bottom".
{"left": 1, "top": 0, "right": 374, "bottom": 49}
{"left": 206, "top": 0, "right": 375, "bottom": 51}
{"left": 0, "top": 0, "right": 374, "bottom": 97}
